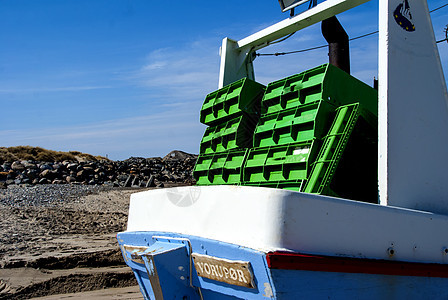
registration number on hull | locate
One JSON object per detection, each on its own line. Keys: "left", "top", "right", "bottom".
{"left": 191, "top": 253, "right": 255, "bottom": 288}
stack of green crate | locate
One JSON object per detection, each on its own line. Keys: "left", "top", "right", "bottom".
{"left": 193, "top": 63, "right": 378, "bottom": 200}
{"left": 260, "top": 64, "right": 377, "bottom": 117}
{"left": 194, "top": 78, "right": 266, "bottom": 185}
{"left": 242, "top": 64, "right": 378, "bottom": 193}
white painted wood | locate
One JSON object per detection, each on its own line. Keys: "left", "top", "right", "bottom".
{"left": 218, "top": 0, "right": 369, "bottom": 87}
{"left": 378, "top": 0, "right": 389, "bottom": 212}
{"left": 127, "top": 186, "right": 448, "bottom": 264}
{"left": 378, "top": 0, "right": 448, "bottom": 214}
{"left": 218, "top": 38, "right": 255, "bottom": 88}
{"left": 237, "top": 0, "right": 369, "bottom": 51}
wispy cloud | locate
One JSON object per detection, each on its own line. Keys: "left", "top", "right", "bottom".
{"left": 125, "top": 39, "right": 221, "bottom": 102}
{"left": 0, "top": 38, "right": 224, "bottom": 159}
{"left": 0, "top": 102, "right": 205, "bottom": 160}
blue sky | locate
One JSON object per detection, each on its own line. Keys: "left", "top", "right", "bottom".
{"left": 1, "top": 0, "right": 447, "bottom": 160}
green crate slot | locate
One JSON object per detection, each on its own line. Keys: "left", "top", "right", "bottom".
{"left": 194, "top": 150, "right": 247, "bottom": 185}
{"left": 243, "top": 141, "right": 318, "bottom": 183}
{"left": 261, "top": 64, "right": 377, "bottom": 117}
{"left": 302, "top": 103, "right": 360, "bottom": 195}
{"left": 254, "top": 100, "right": 335, "bottom": 147}
{"left": 200, "top": 78, "right": 265, "bottom": 126}
{"left": 241, "top": 180, "right": 304, "bottom": 192}
{"left": 262, "top": 66, "right": 326, "bottom": 115}
{"left": 200, "top": 115, "right": 257, "bottom": 154}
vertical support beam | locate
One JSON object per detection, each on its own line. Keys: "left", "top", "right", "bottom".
{"left": 218, "top": 38, "right": 255, "bottom": 88}
{"left": 378, "top": 0, "right": 448, "bottom": 214}
{"left": 321, "top": 16, "right": 350, "bottom": 74}
{"left": 378, "top": 0, "right": 388, "bottom": 206}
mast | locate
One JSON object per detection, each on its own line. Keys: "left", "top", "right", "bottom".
{"left": 378, "top": 0, "right": 448, "bottom": 214}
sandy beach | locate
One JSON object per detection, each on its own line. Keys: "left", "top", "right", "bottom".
{"left": 0, "top": 184, "right": 163, "bottom": 299}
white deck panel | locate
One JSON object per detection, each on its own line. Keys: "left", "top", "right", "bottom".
{"left": 127, "top": 185, "right": 448, "bottom": 264}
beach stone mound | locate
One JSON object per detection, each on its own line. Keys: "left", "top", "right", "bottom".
{"left": 0, "top": 150, "right": 198, "bottom": 188}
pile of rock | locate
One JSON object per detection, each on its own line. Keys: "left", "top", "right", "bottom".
{"left": 0, "top": 150, "right": 197, "bottom": 189}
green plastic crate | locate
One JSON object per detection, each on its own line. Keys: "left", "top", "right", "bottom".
{"left": 200, "top": 115, "right": 257, "bottom": 154}
{"left": 253, "top": 100, "right": 335, "bottom": 148}
{"left": 242, "top": 141, "right": 319, "bottom": 183}
{"left": 261, "top": 64, "right": 377, "bottom": 117}
{"left": 200, "top": 78, "right": 265, "bottom": 126}
{"left": 328, "top": 111, "right": 378, "bottom": 203}
{"left": 241, "top": 179, "right": 304, "bottom": 192}
{"left": 302, "top": 103, "right": 360, "bottom": 195}
{"left": 262, "top": 65, "right": 325, "bottom": 115}
{"left": 193, "top": 149, "right": 247, "bottom": 185}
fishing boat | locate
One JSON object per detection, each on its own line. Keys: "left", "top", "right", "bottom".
{"left": 117, "top": 0, "right": 448, "bottom": 298}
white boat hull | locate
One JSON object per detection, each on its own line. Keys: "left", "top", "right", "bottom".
{"left": 117, "top": 186, "right": 448, "bottom": 299}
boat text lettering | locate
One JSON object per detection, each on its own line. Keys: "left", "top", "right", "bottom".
{"left": 191, "top": 253, "right": 254, "bottom": 288}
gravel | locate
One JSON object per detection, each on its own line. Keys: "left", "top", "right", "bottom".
{"left": 0, "top": 184, "right": 114, "bottom": 208}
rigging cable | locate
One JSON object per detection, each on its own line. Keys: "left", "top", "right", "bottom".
{"left": 430, "top": 3, "right": 448, "bottom": 13}
{"left": 268, "top": 32, "right": 296, "bottom": 46}
{"left": 256, "top": 2, "right": 448, "bottom": 57}
{"left": 257, "top": 31, "right": 378, "bottom": 57}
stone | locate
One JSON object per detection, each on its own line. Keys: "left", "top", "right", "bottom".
{"left": 124, "top": 175, "right": 133, "bottom": 187}
{"left": 163, "top": 150, "right": 196, "bottom": 161}
{"left": 76, "top": 170, "right": 85, "bottom": 178}
{"left": 117, "top": 174, "right": 128, "bottom": 182}
{"left": 2, "top": 163, "right": 12, "bottom": 171}
{"left": 25, "top": 169, "right": 39, "bottom": 180}
{"left": 0, "top": 182, "right": 7, "bottom": 189}
{"left": 11, "top": 161, "right": 25, "bottom": 171}
{"left": 131, "top": 176, "right": 140, "bottom": 187}
{"left": 22, "top": 161, "right": 37, "bottom": 169}
{"left": 146, "top": 175, "right": 156, "bottom": 187}
{"left": 67, "top": 163, "right": 78, "bottom": 170}
{"left": 40, "top": 169, "right": 53, "bottom": 179}
{"left": 6, "top": 171, "right": 16, "bottom": 180}
{"left": 66, "top": 176, "right": 76, "bottom": 183}
{"left": 39, "top": 163, "right": 53, "bottom": 171}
